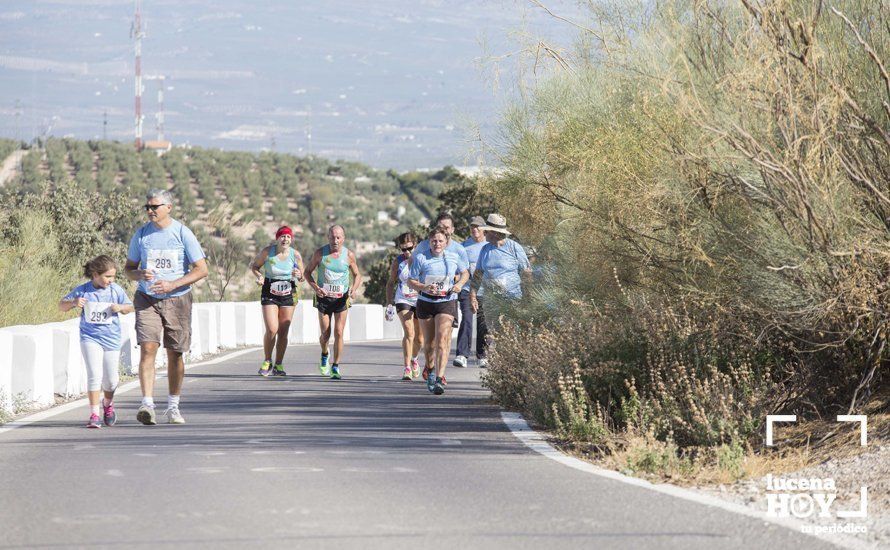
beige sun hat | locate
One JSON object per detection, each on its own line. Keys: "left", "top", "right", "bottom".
{"left": 480, "top": 213, "right": 511, "bottom": 236}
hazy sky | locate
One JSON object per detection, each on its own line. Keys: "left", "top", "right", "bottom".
{"left": 0, "top": 0, "right": 580, "bottom": 169}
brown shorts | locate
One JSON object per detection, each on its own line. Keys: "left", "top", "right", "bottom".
{"left": 134, "top": 291, "right": 193, "bottom": 353}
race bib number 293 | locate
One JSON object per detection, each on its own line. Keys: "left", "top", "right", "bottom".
{"left": 147, "top": 249, "right": 180, "bottom": 274}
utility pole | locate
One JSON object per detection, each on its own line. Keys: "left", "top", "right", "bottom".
{"left": 131, "top": 0, "right": 144, "bottom": 151}
{"left": 14, "top": 99, "right": 21, "bottom": 145}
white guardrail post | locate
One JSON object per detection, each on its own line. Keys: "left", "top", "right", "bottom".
{"left": 0, "top": 300, "right": 396, "bottom": 412}
{"left": 4, "top": 325, "right": 55, "bottom": 408}
{"left": 48, "top": 318, "right": 87, "bottom": 397}
{"left": 0, "top": 330, "right": 12, "bottom": 414}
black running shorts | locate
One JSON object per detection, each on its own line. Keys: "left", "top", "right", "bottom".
{"left": 261, "top": 278, "right": 295, "bottom": 307}
{"left": 416, "top": 299, "right": 457, "bottom": 320}
{"left": 314, "top": 294, "right": 351, "bottom": 315}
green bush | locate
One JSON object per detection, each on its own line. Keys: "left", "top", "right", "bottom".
{"left": 482, "top": 0, "right": 889, "bottom": 453}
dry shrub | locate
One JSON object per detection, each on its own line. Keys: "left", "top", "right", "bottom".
{"left": 482, "top": 0, "right": 888, "bottom": 442}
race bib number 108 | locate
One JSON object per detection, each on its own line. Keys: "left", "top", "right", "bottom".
{"left": 323, "top": 284, "right": 345, "bottom": 298}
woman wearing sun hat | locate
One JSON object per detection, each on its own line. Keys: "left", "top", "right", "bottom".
{"left": 249, "top": 225, "right": 304, "bottom": 376}
{"left": 469, "top": 213, "right": 532, "bottom": 366}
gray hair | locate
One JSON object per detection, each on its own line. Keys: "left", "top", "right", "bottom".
{"left": 328, "top": 224, "right": 345, "bottom": 236}
{"left": 146, "top": 188, "right": 174, "bottom": 204}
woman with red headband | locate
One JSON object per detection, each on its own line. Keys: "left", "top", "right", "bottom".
{"left": 249, "top": 225, "right": 304, "bottom": 376}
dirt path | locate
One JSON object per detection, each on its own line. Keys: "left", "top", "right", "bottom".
{"left": 0, "top": 150, "right": 27, "bottom": 186}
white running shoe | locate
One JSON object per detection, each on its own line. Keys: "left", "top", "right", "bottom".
{"left": 478, "top": 358, "right": 488, "bottom": 369}
{"left": 165, "top": 407, "right": 186, "bottom": 425}
{"left": 453, "top": 355, "right": 468, "bottom": 368}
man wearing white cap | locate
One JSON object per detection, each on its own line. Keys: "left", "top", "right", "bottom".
{"left": 454, "top": 216, "right": 487, "bottom": 368}
{"left": 469, "top": 213, "right": 532, "bottom": 367}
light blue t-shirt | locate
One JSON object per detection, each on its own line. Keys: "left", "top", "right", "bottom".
{"left": 414, "top": 238, "right": 469, "bottom": 268}
{"left": 409, "top": 248, "right": 469, "bottom": 303}
{"left": 63, "top": 282, "right": 132, "bottom": 351}
{"left": 127, "top": 219, "right": 206, "bottom": 298}
{"left": 462, "top": 237, "right": 487, "bottom": 277}
{"left": 477, "top": 239, "right": 531, "bottom": 299}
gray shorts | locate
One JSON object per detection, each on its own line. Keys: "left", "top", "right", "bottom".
{"left": 134, "top": 291, "right": 193, "bottom": 353}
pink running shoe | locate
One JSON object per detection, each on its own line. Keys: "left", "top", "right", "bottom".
{"left": 87, "top": 414, "right": 102, "bottom": 429}
{"left": 410, "top": 358, "right": 420, "bottom": 379}
{"left": 103, "top": 403, "right": 116, "bottom": 426}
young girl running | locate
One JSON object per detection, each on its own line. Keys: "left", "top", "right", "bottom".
{"left": 59, "top": 255, "right": 134, "bottom": 428}
{"left": 385, "top": 232, "right": 423, "bottom": 380}
{"left": 249, "top": 225, "right": 304, "bottom": 376}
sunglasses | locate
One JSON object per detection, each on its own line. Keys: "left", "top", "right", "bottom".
{"left": 143, "top": 203, "right": 167, "bottom": 212}
{"left": 400, "top": 246, "right": 414, "bottom": 252}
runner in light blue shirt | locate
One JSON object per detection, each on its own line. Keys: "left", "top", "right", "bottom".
{"left": 127, "top": 218, "right": 205, "bottom": 299}
{"left": 455, "top": 216, "right": 488, "bottom": 367}
{"left": 476, "top": 239, "right": 530, "bottom": 299}
{"left": 59, "top": 255, "right": 134, "bottom": 429}
{"left": 124, "top": 189, "right": 209, "bottom": 427}
{"left": 407, "top": 227, "right": 469, "bottom": 396}
{"left": 469, "top": 214, "right": 532, "bottom": 367}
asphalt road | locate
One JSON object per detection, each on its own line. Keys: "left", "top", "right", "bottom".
{"left": 0, "top": 341, "right": 837, "bottom": 549}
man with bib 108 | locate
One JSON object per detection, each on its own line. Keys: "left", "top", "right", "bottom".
{"left": 304, "top": 224, "right": 363, "bottom": 380}
{"left": 125, "top": 189, "right": 208, "bottom": 426}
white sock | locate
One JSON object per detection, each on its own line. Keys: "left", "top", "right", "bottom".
{"left": 141, "top": 396, "right": 155, "bottom": 408}
{"left": 90, "top": 405, "right": 100, "bottom": 416}
{"left": 168, "top": 395, "right": 180, "bottom": 410}
{"left": 102, "top": 398, "right": 113, "bottom": 408}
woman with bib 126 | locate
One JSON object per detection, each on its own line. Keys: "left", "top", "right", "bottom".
{"left": 250, "top": 225, "right": 304, "bottom": 377}
{"left": 408, "top": 227, "right": 469, "bottom": 395}
{"left": 385, "top": 231, "right": 423, "bottom": 380}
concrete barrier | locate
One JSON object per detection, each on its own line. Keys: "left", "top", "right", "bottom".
{"left": 0, "top": 299, "right": 400, "bottom": 410}
{"left": 348, "top": 304, "right": 384, "bottom": 341}
{"left": 119, "top": 312, "right": 140, "bottom": 374}
{"left": 383, "top": 314, "right": 404, "bottom": 340}
{"left": 6, "top": 326, "right": 55, "bottom": 407}
{"left": 191, "top": 303, "right": 219, "bottom": 358}
{"left": 234, "top": 302, "right": 264, "bottom": 346}
{"left": 290, "top": 300, "right": 319, "bottom": 344}
{"left": 48, "top": 319, "right": 87, "bottom": 397}
{"left": 0, "top": 330, "right": 12, "bottom": 413}
{"left": 216, "top": 302, "right": 237, "bottom": 349}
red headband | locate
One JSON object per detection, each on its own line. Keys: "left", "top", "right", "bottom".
{"left": 276, "top": 226, "right": 293, "bottom": 239}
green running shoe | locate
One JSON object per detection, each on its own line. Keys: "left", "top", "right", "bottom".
{"left": 330, "top": 365, "right": 341, "bottom": 380}
{"left": 258, "top": 360, "right": 272, "bottom": 377}
{"left": 318, "top": 353, "right": 331, "bottom": 376}
{"left": 272, "top": 364, "right": 286, "bottom": 376}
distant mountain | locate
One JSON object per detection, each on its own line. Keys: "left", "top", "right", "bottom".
{"left": 0, "top": 0, "right": 573, "bottom": 170}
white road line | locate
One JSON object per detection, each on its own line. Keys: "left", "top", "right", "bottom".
{"left": 501, "top": 412, "right": 870, "bottom": 550}
{"left": 0, "top": 346, "right": 262, "bottom": 436}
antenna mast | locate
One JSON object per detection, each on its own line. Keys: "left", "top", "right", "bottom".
{"left": 132, "top": 0, "right": 144, "bottom": 150}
